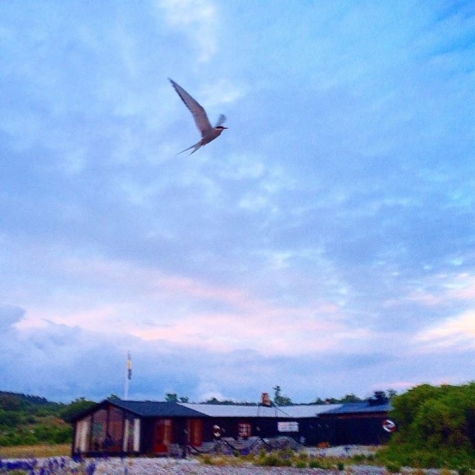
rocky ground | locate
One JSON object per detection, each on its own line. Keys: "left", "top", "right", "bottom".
{"left": 91, "top": 457, "right": 385, "bottom": 475}
{"left": 1, "top": 446, "right": 386, "bottom": 475}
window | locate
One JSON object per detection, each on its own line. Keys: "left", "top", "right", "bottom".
{"left": 74, "top": 416, "right": 91, "bottom": 453}
{"left": 91, "top": 409, "right": 107, "bottom": 451}
{"left": 107, "top": 406, "right": 124, "bottom": 451}
{"left": 238, "top": 422, "right": 251, "bottom": 438}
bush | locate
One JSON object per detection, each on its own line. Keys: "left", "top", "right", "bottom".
{"left": 0, "top": 410, "right": 21, "bottom": 427}
{"left": 382, "top": 383, "right": 475, "bottom": 469}
{"left": 257, "top": 454, "right": 291, "bottom": 467}
{"left": 386, "top": 462, "right": 401, "bottom": 473}
{"left": 279, "top": 447, "right": 294, "bottom": 459}
{"left": 378, "top": 444, "right": 475, "bottom": 470}
{"left": 309, "top": 459, "right": 323, "bottom": 469}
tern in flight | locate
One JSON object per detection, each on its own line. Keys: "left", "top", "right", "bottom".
{"left": 169, "top": 78, "right": 227, "bottom": 155}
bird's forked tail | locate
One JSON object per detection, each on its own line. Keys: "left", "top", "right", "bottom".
{"left": 177, "top": 141, "right": 202, "bottom": 156}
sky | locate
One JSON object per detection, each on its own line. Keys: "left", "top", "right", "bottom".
{"left": 1, "top": 1, "right": 475, "bottom": 404}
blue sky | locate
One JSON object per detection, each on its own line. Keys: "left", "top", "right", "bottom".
{"left": 1, "top": 1, "right": 475, "bottom": 403}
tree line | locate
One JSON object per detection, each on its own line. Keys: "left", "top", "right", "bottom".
{"left": 0, "top": 392, "right": 95, "bottom": 446}
{"left": 164, "top": 386, "right": 396, "bottom": 405}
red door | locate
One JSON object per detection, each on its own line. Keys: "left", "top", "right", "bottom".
{"left": 187, "top": 419, "right": 203, "bottom": 447}
{"left": 153, "top": 419, "right": 172, "bottom": 454}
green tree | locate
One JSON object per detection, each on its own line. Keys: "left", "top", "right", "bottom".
{"left": 60, "top": 397, "right": 96, "bottom": 422}
{"left": 165, "top": 393, "right": 178, "bottom": 402}
{"left": 273, "top": 386, "right": 293, "bottom": 406}
{"left": 0, "top": 409, "right": 21, "bottom": 427}
{"left": 313, "top": 397, "right": 326, "bottom": 405}
{"left": 339, "top": 393, "right": 362, "bottom": 403}
{"left": 382, "top": 383, "right": 475, "bottom": 468}
{"left": 390, "top": 383, "right": 440, "bottom": 435}
{"left": 0, "top": 394, "right": 25, "bottom": 411}
{"left": 387, "top": 389, "right": 397, "bottom": 400}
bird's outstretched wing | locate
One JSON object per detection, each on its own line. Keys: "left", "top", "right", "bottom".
{"left": 169, "top": 78, "right": 212, "bottom": 136}
{"left": 215, "top": 114, "right": 226, "bottom": 127}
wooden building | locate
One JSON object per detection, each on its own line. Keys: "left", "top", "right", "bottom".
{"left": 70, "top": 394, "right": 393, "bottom": 457}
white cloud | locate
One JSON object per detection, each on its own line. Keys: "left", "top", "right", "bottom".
{"left": 157, "top": 0, "right": 219, "bottom": 62}
{"left": 200, "top": 79, "right": 248, "bottom": 107}
{"left": 415, "top": 310, "right": 475, "bottom": 350}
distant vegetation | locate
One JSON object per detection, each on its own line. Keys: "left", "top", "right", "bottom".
{"left": 0, "top": 392, "right": 95, "bottom": 447}
{"left": 170, "top": 385, "right": 386, "bottom": 406}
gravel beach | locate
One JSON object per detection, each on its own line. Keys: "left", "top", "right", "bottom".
{"left": 2, "top": 446, "right": 391, "bottom": 475}
{"left": 89, "top": 457, "right": 387, "bottom": 475}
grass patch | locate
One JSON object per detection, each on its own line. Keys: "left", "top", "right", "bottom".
{"left": 199, "top": 454, "right": 243, "bottom": 467}
{"left": 376, "top": 444, "right": 475, "bottom": 470}
{"left": 0, "top": 443, "right": 70, "bottom": 459}
{"left": 196, "top": 448, "right": 375, "bottom": 470}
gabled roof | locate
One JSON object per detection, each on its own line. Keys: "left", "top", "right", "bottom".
{"left": 179, "top": 403, "right": 343, "bottom": 418}
{"left": 322, "top": 401, "right": 392, "bottom": 415}
{"left": 69, "top": 398, "right": 206, "bottom": 421}
{"left": 70, "top": 398, "right": 391, "bottom": 422}
{"left": 110, "top": 399, "right": 206, "bottom": 417}
{"left": 280, "top": 404, "right": 343, "bottom": 418}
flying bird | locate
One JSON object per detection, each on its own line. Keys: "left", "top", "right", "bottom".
{"left": 169, "top": 78, "right": 227, "bottom": 155}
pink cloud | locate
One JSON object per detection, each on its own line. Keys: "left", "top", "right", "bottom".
{"left": 15, "top": 254, "right": 350, "bottom": 356}
{"left": 414, "top": 310, "right": 475, "bottom": 351}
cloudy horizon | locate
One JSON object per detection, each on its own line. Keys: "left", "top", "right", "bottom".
{"left": 1, "top": 1, "right": 475, "bottom": 403}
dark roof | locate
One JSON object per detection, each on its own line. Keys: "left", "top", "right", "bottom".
{"left": 69, "top": 398, "right": 207, "bottom": 421}
{"left": 70, "top": 398, "right": 392, "bottom": 422}
{"left": 322, "top": 401, "right": 392, "bottom": 415}
{"left": 179, "top": 403, "right": 342, "bottom": 418}
{"left": 110, "top": 399, "right": 207, "bottom": 417}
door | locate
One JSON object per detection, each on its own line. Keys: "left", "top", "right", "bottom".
{"left": 187, "top": 419, "right": 203, "bottom": 447}
{"left": 153, "top": 419, "right": 173, "bottom": 454}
